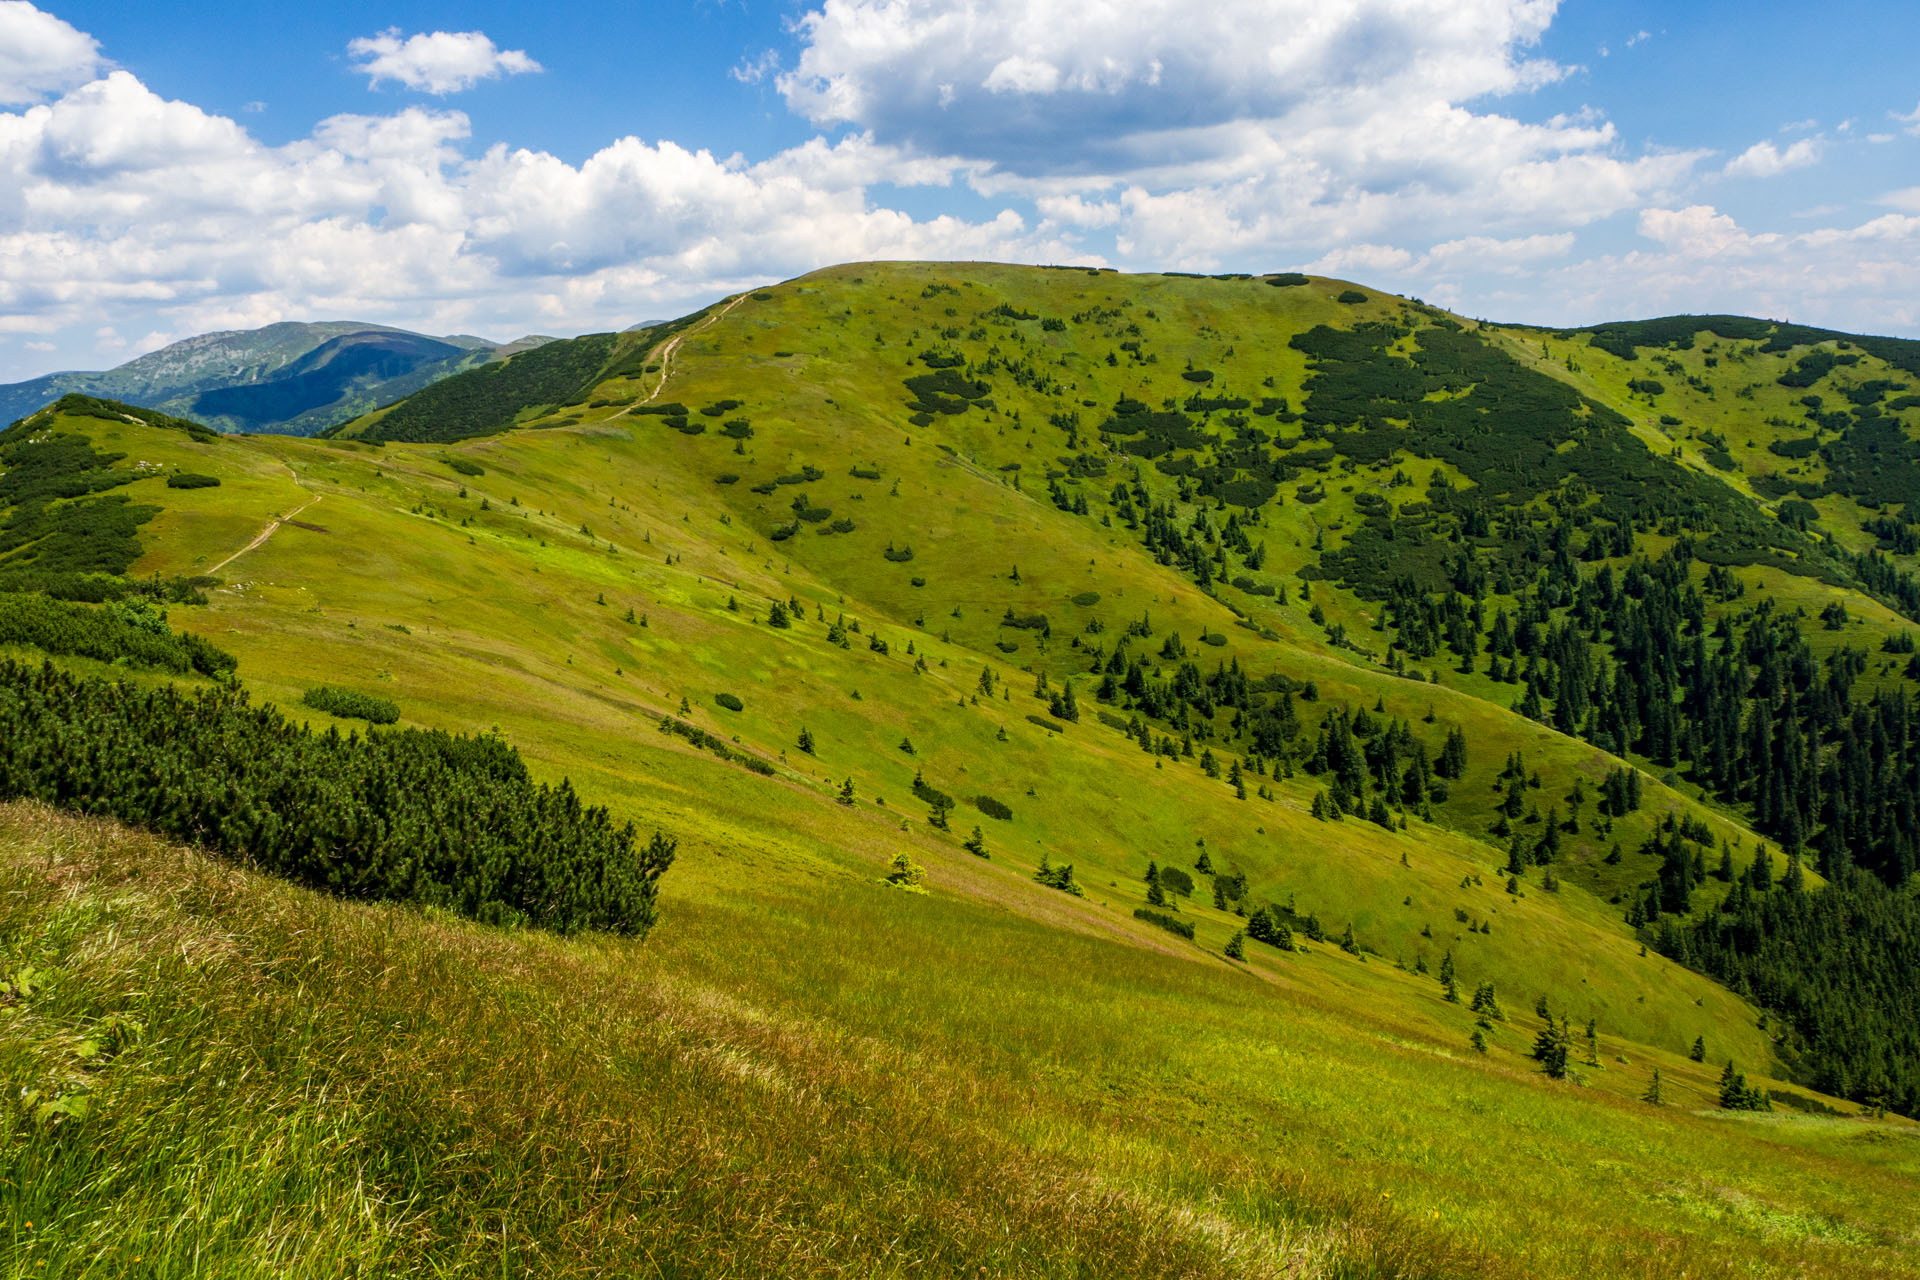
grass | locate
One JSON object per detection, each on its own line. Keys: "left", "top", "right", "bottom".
{"left": 5, "top": 804, "right": 1919, "bottom": 1279}
{"left": 6, "top": 262, "right": 1920, "bottom": 1274}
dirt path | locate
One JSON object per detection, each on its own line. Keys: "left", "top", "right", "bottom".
{"left": 209, "top": 495, "right": 322, "bottom": 575}
{"left": 644, "top": 294, "right": 746, "bottom": 402}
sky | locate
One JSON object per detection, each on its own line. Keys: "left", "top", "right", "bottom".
{"left": 1, "top": 0, "right": 1917, "bottom": 382}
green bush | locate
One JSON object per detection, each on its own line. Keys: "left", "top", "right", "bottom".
{"left": 301, "top": 685, "right": 401, "bottom": 725}
{"left": 0, "top": 593, "right": 236, "bottom": 676}
{"left": 1133, "top": 908, "right": 1195, "bottom": 939}
{"left": 973, "top": 795, "right": 1013, "bottom": 821}
{"left": 714, "top": 692, "right": 744, "bottom": 711}
{"left": 1336, "top": 290, "right": 1368, "bottom": 304}
{"left": 0, "top": 659, "right": 672, "bottom": 935}
{"left": 165, "top": 473, "right": 221, "bottom": 489}
{"left": 445, "top": 458, "right": 486, "bottom": 476}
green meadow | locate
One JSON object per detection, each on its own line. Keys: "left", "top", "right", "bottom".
{"left": 4, "top": 262, "right": 1920, "bottom": 1277}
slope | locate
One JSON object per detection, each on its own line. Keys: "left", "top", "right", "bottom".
{"left": 5, "top": 265, "right": 1920, "bottom": 1275}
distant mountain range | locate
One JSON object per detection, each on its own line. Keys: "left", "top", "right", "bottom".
{"left": 0, "top": 322, "right": 556, "bottom": 435}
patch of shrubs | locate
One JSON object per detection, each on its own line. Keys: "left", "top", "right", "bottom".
{"left": 165, "top": 473, "right": 221, "bottom": 489}
{"left": 445, "top": 458, "right": 485, "bottom": 476}
{"left": 0, "top": 593, "right": 236, "bottom": 677}
{"left": 0, "top": 658, "right": 671, "bottom": 935}
{"left": 302, "top": 685, "right": 400, "bottom": 725}
{"left": 714, "top": 692, "right": 744, "bottom": 711}
{"left": 1266, "top": 273, "right": 1310, "bottom": 287}
{"left": 715, "top": 473, "right": 740, "bottom": 484}
{"left": 1133, "top": 908, "right": 1194, "bottom": 939}
{"left": 660, "top": 715, "right": 775, "bottom": 776}
{"left": 1336, "top": 290, "right": 1368, "bottom": 304}
{"left": 974, "top": 795, "right": 1013, "bottom": 821}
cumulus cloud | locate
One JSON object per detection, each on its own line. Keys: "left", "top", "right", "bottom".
{"left": 1532, "top": 206, "right": 1920, "bottom": 333}
{"left": 348, "top": 29, "right": 542, "bottom": 95}
{"left": 766, "top": 0, "right": 1702, "bottom": 275}
{"left": 1896, "top": 101, "right": 1920, "bottom": 135}
{"left": 1879, "top": 187, "right": 1920, "bottom": 213}
{"left": 0, "top": 1, "right": 100, "bottom": 104}
{"left": 0, "top": 62, "right": 1076, "bottom": 374}
{"left": 1722, "top": 137, "right": 1821, "bottom": 179}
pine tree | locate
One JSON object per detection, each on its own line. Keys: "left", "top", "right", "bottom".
{"left": 1145, "top": 860, "right": 1167, "bottom": 907}
{"left": 767, "top": 599, "right": 791, "bottom": 628}
{"left": 1642, "top": 1067, "right": 1664, "bottom": 1105}
{"left": 1470, "top": 1028, "right": 1488, "bottom": 1054}
{"left": 964, "top": 825, "right": 988, "bottom": 858}
{"left": 1689, "top": 1036, "right": 1706, "bottom": 1062}
{"left": 1439, "top": 950, "right": 1459, "bottom": 1002}
{"left": 837, "top": 778, "right": 855, "bottom": 805}
{"left": 797, "top": 726, "right": 816, "bottom": 754}
{"left": 1224, "top": 929, "right": 1246, "bottom": 961}
{"left": 1532, "top": 1019, "right": 1570, "bottom": 1078}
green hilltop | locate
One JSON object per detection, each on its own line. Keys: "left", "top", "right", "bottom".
{"left": 3, "top": 262, "right": 1920, "bottom": 1278}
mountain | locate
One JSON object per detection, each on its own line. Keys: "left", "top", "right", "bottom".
{"left": 3, "top": 263, "right": 1919, "bottom": 1278}
{"left": 0, "top": 320, "right": 557, "bottom": 435}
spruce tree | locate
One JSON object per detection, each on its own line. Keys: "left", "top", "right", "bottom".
{"left": 1689, "top": 1036, "right": 1706, "bottom": 1062}
{"left": 798, "top": 726, "right": 816, "bottom": 754}
{"left": 964, "top": 825, "right": 988, "bottom": 858}
{"left": 1439, "top": 951, "right": 1459, "bottom": 1002}
{"left": 1642, "top": 1067, "right": 1664, "bottom": 1105}
{"left": 1145, "top": 860, "right": 1167, "bottom": 907}
{"left": 1224, "top": 929, "right": 1246, "bottom": 961}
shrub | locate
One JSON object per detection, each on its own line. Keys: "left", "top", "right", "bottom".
{"left": 1070, "top": 591, "right": 1101, "bottom": 607}
{"left": 714, "top": 692, "right": 744, "bottom": 711}
{"left": 302, "top": 685, "right": 400, "bottom": 725}
{"left": 1180, "top": 369, "right": 1215, "bottom": 383}
{"left": 0, "top": 593, "right": 236, "bottom": 677}
{"left": 1157, "top": 865, "right": 1194, "bottom": 897}
{"left": 1133, "top": 908, "right": 1195, "bottom": 939}
{"left": 883, "top": 543, "right": 915, "bottom": 562}
{"left": 165, "top": 473, "right": 221, "bottom": 489}
{"left": 0, "top": 659, "right": 671, "bottom": 935}
{"left": 974, "top": 795, "right": 1013, "bottom": 821}
{"left": 1267, "top": 272, "right": 1310, "bottom": 287}
{"left": 1024, "top": 714, "right": 1062, "bottom": 733}
{"left": 715, "top": 473, "right": 740, "bottom": 484}
{"left": 1336, "top": 290, "right": 1368, "bottom": 304}
{"left": 445, "top": 458, "right": 485, "bottom": 476}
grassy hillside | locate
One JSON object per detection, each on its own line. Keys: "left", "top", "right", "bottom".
{"left": 5, "top": 264, "right": 1920, "bottom": 1275}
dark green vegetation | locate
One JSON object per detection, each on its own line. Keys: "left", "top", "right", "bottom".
{"left": 0, "top": 659, "right": 669, "bottom": 934}
{"left": 349, "top": 332, "right": 621, "bottom": 443}
{"left": 301, "top": 684, "right": 400, "bottom": 724}
{"left": 0, "top": 593, "right": 234, "bottom": 676}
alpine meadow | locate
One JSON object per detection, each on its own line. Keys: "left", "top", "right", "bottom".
{"left": 7, "top": 2, "right": 1920, "bottom": 1277}
{"left": 5, "top": 261, "right": 1920, "bottom": 1277}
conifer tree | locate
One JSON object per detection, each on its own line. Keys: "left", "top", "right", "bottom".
{"left": 964, "top": 825, "right": 988, "bottom": 858}
{"left": 1145, "top": 860, "right": 1167, "bottom": 907}
{"left": 1642, "top": 1067, "right": 1664, "bottom": 1105}
{"left": 1689, "top": 1036, "right": 1707, "bottom": 1063}
{"left": 798, "top": 726, "right": 816, "bottom": 754}
{"left": 1225, "top": 929, "right": 1246, "bottom": 961}
{"left": 1439, "top": 951, "right": 1459, "bottom": 1002}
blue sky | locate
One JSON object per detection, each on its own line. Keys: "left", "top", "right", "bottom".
{"left": 2, "top": 0, "right": 1917, "bottom": 381}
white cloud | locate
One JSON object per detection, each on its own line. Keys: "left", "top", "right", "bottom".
{"left": 1879, "top": 187, "right": 1920, "bottom": 213}
{"left": 0, "top": 1, "right": 101, "bottom": 105}
{"left": 1625, "top": 29, "right": 1651, "bottom": 47}
{"left": 24, "top": 339, "right": 52, "bottom": 351}
{"left": 1722, "top": 137, "right": 1820, "bottom": 179}
{"left": 779, "top": 0, "right": 1569, "bottom": 174}
{"left": 348, "top": 29, "right": 541, "bottom": 95}
{"left": 1530, "top": 206, "right": 1920, "bottom": 335}
{"left": 0, "top": 62, "right": 1077, "bottom": 375}
{"left": 1894, "top": 101, "right": 1920, "bottom": 132}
